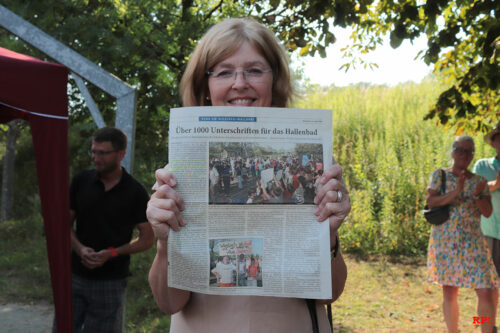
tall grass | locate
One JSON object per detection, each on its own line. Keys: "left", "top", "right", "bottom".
{"left": 295, "top": 78, "right": 490, "bottom": 255}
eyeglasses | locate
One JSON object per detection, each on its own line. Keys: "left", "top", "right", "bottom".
{"left": 206, "top": 68, "right": 272, "bottom": 83}
{"left": 89, "top": 149, "right": 117, "bottom": 157}
{"left": 454, "top": 147, "right": 475, "bottom": 155}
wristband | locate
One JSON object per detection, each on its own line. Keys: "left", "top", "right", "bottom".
{"left": 108, "top": 246, "right": 118, "bottom": 258}
{"left": 331, "top": 235, "right": 339, "bottom": 260}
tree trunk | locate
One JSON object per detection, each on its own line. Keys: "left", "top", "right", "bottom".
{"left": 1, "top": 120, "right": 20, "bottom": 222}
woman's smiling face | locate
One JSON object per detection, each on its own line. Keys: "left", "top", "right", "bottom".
{"left": 452, "top": 140, "right": 475, "bottom": 169}
{"left": 207, "top": 42, "right": 273, "bottom": 107}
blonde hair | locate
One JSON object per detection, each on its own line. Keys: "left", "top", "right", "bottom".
{"left": 179, "top": 17, "right": 293, "bottom": 107}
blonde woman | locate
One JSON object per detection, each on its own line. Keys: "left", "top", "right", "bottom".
{"left": 147, "top": 18, "right": 350, "bottom": 332}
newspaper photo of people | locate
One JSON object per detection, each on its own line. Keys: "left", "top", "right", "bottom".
{"left": 209, "top": 238, "right": 263, "bottom": 288}
{"left": 209, "top": 142, "right": 324, "bottom": 205}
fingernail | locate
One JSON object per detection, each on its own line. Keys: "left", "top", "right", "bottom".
{"left": 180, "top": 217, "right": 186, "bottom": 226}
{"left": 168, "top": 178, "right": 176, "bottom": 186}
{"left": 320, "top": 176, "right": 326, "bottom": 183}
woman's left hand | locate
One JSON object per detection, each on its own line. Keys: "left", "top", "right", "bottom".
{"left": 314, "top": 164, "right": 351, "bottom": 234}
{"left": 474, "top": 179, "right": 488, "bottom": 197}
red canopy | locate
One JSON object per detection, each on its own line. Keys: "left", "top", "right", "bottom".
{"left": 0, "top": 47, "right": 72, "bottom": 333}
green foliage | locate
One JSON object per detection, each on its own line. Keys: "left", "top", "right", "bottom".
{"left": 1, "top": 0, "right": 495, "bottom": 194}
{"left": 9, "top": 122, "right": 42, "bottom": 219}
{"left": 246, "top": 0, "right": 499, "bottom": 132}
{"left": 0, "top": 216, "right": 52, "bottom": 301}
{"left": 348, "top": 0, "right": 500, "bottom": 132}
{"left": 0, "top": 0, "right": 247, "bottom": 187}
{"left": 125, "top": 244, "right": 171, "bottom": 332}
{"left": 296, "top": 78, "right": 490, "bottom": 255}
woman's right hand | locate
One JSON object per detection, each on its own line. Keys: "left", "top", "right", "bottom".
{"left": 147, "top": 166, "right": 186, "bottom": 241}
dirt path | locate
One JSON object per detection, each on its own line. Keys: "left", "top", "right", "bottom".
{"left": 0, "top": 303, "right": 53, "bottom": 333}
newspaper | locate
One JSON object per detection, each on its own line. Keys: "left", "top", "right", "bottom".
{"left": 167, "top": 106, "right": 333, "bottom": 299}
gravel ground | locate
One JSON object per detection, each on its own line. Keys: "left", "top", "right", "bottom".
{"left": 0, "top": 303, "right": 53, "bottom": 333}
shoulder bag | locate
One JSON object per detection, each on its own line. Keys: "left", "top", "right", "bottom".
{"left": 423, "top": 169, "right": 449, "bottom": 225}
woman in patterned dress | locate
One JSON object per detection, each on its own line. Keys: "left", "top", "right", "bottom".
{"left": 427, "top": 135, "right": 497, "bottom": 333}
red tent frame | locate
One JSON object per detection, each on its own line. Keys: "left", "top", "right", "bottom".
{"left": 0, "top": 46, "right": 72, "bottom": 333}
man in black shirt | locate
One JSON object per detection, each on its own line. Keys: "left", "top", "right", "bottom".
{"left": 63, "top": 127, "right": 154, "bottom": 333}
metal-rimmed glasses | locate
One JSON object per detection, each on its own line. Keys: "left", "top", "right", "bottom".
{"left": 206, "top": 68, "right": 272, "bottom": 83}
{"left": 453, "top": 147, "right": 475, "bottom": 155}
{"left": 88, "top": 149, "right": 117, "bottom": 157}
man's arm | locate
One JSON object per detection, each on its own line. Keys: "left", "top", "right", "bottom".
{"left": 473, "top": 162, "right": 500, "bottom": 192}
{"left": 474, "top": 179, "right": 493, "bottom": 218}
{"left": 69, "top": 209, "right": 80, "bottom": 253}
{"left": 70, "top": 209, "right": 103, "bottom": 269}
{"left": 117, "top": 222, "right": 154, "bottom": 255}
{"left": 488, "top": 170, "right": 500, "bottom": 192}
{"left": 95, "top": 222, "right": 154, "bottom": 263}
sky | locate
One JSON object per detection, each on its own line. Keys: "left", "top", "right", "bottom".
{"left": 295, "top": 27, "right": 434, "bottom": 87}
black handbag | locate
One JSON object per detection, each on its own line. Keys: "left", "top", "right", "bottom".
{"left": 423, "top": 169, "right": 449, "bottom": 225}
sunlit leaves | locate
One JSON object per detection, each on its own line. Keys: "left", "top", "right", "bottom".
{"left": 2, "top": 0, "right": 497, "bottom": 139}
{"left": 341, "top": 0, "right": 499, "bottom": 134}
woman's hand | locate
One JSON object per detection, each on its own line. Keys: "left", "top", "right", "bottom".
{"left": 147, "top": 166, "right": 191, "bottom": 315}
{"left": 473, "top": 177, "right": 492, "bottom": 217}
{"left": 147, "top": 166, "right": 186, "bottom": 241}
{"left": 313, "top": 164, "right": 351, "bottom": 234}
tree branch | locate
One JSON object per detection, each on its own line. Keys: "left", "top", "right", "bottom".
{"left": 204, "top": 0, "right": 224, "bottom": 21}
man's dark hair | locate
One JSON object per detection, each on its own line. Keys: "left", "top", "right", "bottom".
{"left": 273, "top": 185, "right": 282, "bottom": 196}
{"left": 92, "top": 127, "right": 127, "bottom": 151}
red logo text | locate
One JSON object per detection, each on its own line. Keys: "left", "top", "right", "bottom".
{"left": 473, "top": 317, "right": 491, "bottom": 325}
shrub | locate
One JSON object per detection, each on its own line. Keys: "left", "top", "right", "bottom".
{"left": 295, "top": 80, "right": 488, "bottom": 255}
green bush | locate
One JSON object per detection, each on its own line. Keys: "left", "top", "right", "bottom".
{"left": 295, "top": 79, "right": 489, "bottom": 255}
{"left": 126, "top": 245, "right": 171, "bottom": 332}
{"left": 0, "top": 216, "right": 52, "bottom": 301}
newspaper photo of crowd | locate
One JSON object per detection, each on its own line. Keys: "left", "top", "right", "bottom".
{"left": 209, "top": 238, "right": 263, "bottom": 288}
{"left": 208, "top": 142, "right": 324, "bottom": 205}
